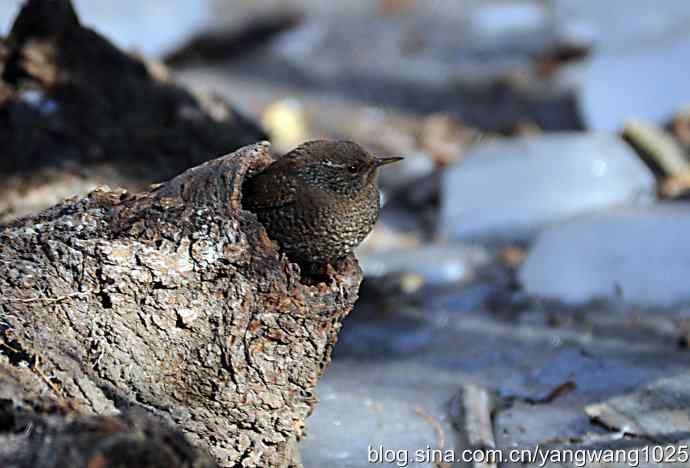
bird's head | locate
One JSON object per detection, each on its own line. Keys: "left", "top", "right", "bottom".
{"left": 292, "top": 140, "right": 403, "bottom": 196}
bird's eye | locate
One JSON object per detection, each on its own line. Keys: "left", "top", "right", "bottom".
{"left": 347, "top": 165, "right": 359, "bottom": 174}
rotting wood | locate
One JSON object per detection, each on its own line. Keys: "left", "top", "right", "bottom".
{"left": 0, "top": 141, "right": 363, "bottom": 467}
{"left": 0, "top": 0, "right": 265, "bottom": 223}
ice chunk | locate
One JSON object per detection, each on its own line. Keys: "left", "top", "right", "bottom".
{"left": 439, "top": 133, "right": 655, "bottom": 243}
{"left": 520, "top": 204, "right": 690, "bottom": 307}
{"left": 578, "top": 34, "right": 690, "bottom": 131}
{"left": 467, "top": 3, "right": 549, "bottom": 44}
{"left": 553, "top": 0, "right": 690, "bottom": 51}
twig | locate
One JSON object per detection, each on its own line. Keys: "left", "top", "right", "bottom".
{"left": 450, "top": 384, "right": 497, "bottom": 468}
{"left": 32, "top": 355, "right": 63, "bottom": 397}
{"left": 524, "top": 381, "right": 576, "bottom": 405}
{"left": 0, "top": 340, "right": 22, "bottom": 354}
{"left": 0, "top": 291, "right": 89, "bottom": 306}
{"left": 415, "top": 406, "right": 451, "bottom": 468}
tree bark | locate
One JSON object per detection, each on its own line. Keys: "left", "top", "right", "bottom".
{"left": 0, "top": 142, "right": 363, "bottom": 467}
{"left": 0, "top": 367, "right": 218, "bottom": 468}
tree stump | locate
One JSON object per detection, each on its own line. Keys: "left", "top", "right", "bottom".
{"left": 0, "top": 142, "right": 364, "bottom": 467}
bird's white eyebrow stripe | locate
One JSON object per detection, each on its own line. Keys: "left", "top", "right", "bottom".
{"left": 320, "top": 161, "right": 346, "bottom": 168}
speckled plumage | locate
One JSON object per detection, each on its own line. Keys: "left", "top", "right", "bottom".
{"left": 243, "top": 140, "right": 402, "bottom": 269}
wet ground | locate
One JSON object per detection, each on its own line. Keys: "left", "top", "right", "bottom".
{"left": 306, "top": 299, "right": 690, "bottom": 467}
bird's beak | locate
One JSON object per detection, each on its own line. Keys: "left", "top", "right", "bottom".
{"left": 374, "top": 156, "right": 404, "bottom": 167}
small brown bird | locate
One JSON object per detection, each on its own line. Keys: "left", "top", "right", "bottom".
{"left": 243, "top": 140, "right": 402, "bottom": 271}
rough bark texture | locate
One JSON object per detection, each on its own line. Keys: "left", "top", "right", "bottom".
{"left": 0, "top": 368, "right": 218, "bottom": 468}
{"left": 0, "top": 141, "right": 364, "bottom": 467}
{"left": 0, "top": 0, "right": 265, "bottom": 223}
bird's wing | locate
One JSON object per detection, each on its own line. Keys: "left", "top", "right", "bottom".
{"left": 242, "top": 157, "right": 299, "bottom": 211}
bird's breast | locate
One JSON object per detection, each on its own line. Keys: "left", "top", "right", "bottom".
{"left": 254, "top": 182, "right": 381, "bottom": 264}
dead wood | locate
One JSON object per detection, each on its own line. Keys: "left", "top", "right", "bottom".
{"left": 0, "top": 0, "right": 265, "bottom": 223}
{"left": 0, "top": 364, "right": 218, "bottom": 468}
{"left": 0, "top": 141, "right": 363, "bottom": 467}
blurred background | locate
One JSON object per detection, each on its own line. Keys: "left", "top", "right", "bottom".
{"left": 3, "top": 1, "right": 690, "bottom": 466}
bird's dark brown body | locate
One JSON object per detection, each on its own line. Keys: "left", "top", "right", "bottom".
{"left": 243, "top": 140, "right": 402, "bottom": 270}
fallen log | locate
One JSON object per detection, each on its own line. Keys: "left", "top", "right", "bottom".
{"left": 0, "top": 141, "right": 363, "bottom": 467}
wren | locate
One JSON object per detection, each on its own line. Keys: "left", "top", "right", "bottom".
{"left": 243, "top": 140, "right": 402, "bottom": 272}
